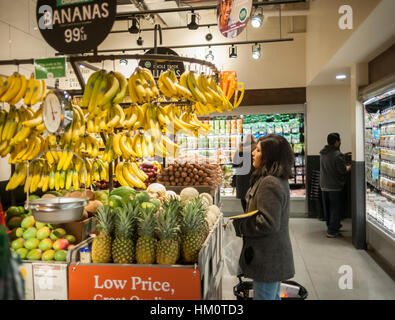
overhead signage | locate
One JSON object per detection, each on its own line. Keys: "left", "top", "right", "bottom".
{"left": 36, "top": 0, "right": 117, "bottom": 54}
{"left": 34, "top": 57, "right": 67, "bottom": 80}
{"left": 217, "top": 0, "right": 253, "bottom": 38}
{"left": 138, "top": 48, "right": 185, "bottom": 79}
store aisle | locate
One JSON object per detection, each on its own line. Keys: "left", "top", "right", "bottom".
{"left": 221, "top": 218, "right": 395, "bottom": 300}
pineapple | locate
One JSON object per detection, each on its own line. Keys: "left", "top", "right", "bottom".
{"left": 111, "top": 207, "right": 135, "bottom": 264}
{"left": 136, "top": 207, "right": 157, "bottom": 264}
{"left": 180, "top": 198, "right": 206, "bottom": 263}
{"left": 162, "top": 197, "right": 183, "bottom": 249}
{"left": 156, "top": 200, "right": 180, "bottom": 265}
{"left": 92, "top": 205, "right": 114, "bottom": 263}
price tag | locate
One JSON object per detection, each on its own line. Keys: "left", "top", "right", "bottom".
{"left": 36, "top": 0, "right": 116, "bottom": 54}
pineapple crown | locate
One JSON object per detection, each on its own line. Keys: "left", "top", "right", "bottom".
{"left": 181, "top": 198, "right": 205, "bottom": 234}
{"left": 156, "top": 206, "right": 180, "bottom": 240}
{"left": 95, "top": 205, "right": 115, "bottom": 236}
{"left": 114, "top": 207, "right": 134, "bottom": 239}
{"left": 137, "top": 206, "right": 156, "bottom": 238}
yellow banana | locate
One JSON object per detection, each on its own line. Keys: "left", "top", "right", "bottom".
{"left": 98, "top": 72, "right": 119, "bottom": 107}
{"left": 113, "top": 72, "right": 128, "bottom": 104}
{"left": 80, "top": 70, "right": 102, "bottom": 107}
{"left": 115, "top": 162, "right": 131, "bottom": 187}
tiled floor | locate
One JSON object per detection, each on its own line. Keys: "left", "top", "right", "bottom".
{"left": 222, "top": 218, "right": 395, "bottom": 300}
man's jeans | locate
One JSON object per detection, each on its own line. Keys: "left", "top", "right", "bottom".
{"left": 322, "top": 191, "right": 344, "bottom": 235}
{"left": 253, "top": 281, "right": 281, "bottom": 300}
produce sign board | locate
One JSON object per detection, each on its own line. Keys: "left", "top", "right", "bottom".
{"left": 36, "top": 0, "right": 117, "bottom": 54}
{"left": 33, "top": 263, "right": 69, "bottom": 300}
{"left": 139, "top": 47, "right": 185, "bottom": 79}
{"left": 68, "top": 264, "right": 201, "bottom": 300}
{"left": 217, "top": 0, "right": 252, "bottom": 38}
{"left": 34, "top": 57, "right": 66, "bottom": 80}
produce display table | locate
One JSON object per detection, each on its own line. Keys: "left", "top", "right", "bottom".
{"left": 67, "top": 214, "right": 223, "bottom": 300}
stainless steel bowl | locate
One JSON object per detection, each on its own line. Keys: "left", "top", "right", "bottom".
{"left": 26, "top": 197, "right": 89, "bottom": 223}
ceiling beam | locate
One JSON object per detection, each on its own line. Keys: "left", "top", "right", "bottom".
{"left": 115, "top": 0, "right": 307, "bottom": 20}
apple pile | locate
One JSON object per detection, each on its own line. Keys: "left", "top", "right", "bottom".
{"left": 141, "top": 163, "right": 159, "bottom": 187}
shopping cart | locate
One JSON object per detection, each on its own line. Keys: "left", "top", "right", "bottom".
{"left": 233, "top": 274, "right": 308, "bottom": 300}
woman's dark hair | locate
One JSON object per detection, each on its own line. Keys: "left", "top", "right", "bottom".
{"left": 251, "top": 134, "right": 295, "bottom": 184}
{"left": 327, "top": 133, "right": 340, "bottom": 146}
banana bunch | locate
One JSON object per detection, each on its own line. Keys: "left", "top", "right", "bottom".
{"left": 63, "top": 104, "right": 86, "bottom": 145}
{"left": 158, "top": 69, "right": 193, "bottom": 101}
{"left": 81, "top": 70, "right": 128, "bottom": 115}
{"left": 8, "top": 133, "right": 45, "bottom": 164}
{"left": 155, "top": 104, "right": 205, "bottom": 137}
{"left": 80, "top": 134, "right": 100, "bottom": 159}
{"left": 122, "top": 104, "right": 144, "bottom": 130}
{"left": 128, "top": 67, "right": 159, "bottom": 104}
{"left": 112, "top": 132, "right": 139, "bottom": 160}
{"left": 5, "top": 162, "right": 27, "bottom": 191}
{"left": 0, "top": 73, "right": 28, "bottom": 105}
{"left": 91, "top": 158, "right": 109, "bottom": 182}
{"left": 0, "top": 73, "right": 46, "bottom": 106}
{"left": 180, "top": 112, "right": 211, "bottom": 135}
{"left": 143, "top": 103, "right": 163, "bottom": 141}
{"left": 115, "top": 161, "right": 147, "bottom": 190}
{"left": 8, "top": 107, "right": 45, "bottom": 148}
{"left": 24, "top": 74, "right": 47, "bottom": 106}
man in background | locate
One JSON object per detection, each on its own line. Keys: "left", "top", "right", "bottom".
{"left": 320, "top": 133, "right": 351, "bottom": 238}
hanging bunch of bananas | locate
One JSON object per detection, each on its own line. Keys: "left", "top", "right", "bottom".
{"left": 1, "top": 107, "right": 45, "bottom": 160}
{"left": 155, "top": 104, "right": 209, "bottom": 138}
{"left": 80, "top": 70, "right": 128, "bottom": 116}
{"left": 122, "top": 104, "right": 144, "bottom": 130}
{"left": 6, "top": 156, "right": 109, "bottom": 193}
{"left": 24, "top": 74, "right": 47, "bottom": 106}
{"left": 80, "top": 134, "right": 100, "bottom": 159}
{"left": 91, "top": 158, "right": 109, "bottom": 183}
{"left": 128, "top": 67, "right": 159, "bottom": 104}
{"left": 158, "top": 69, "right": 193, "bottom": 101}
{"left": 0, "top": 73, "right": 46, "bottom": 106}
{"left": 8, "top": 134, "right": 45, "bottom": 164}
{"left": 115, "top": 161, "right": 147, "bottom": 190}
{"left": 9, "top": 107, "right": 45, "bottom": 147}
{"left": 180, "top": 111, "right": 211, "bottom": 135}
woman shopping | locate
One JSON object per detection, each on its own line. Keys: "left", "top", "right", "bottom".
{"left": 232, "top": 134, "right": 295, "bottom": 300}
{"left": 232, "top": 134, "right": 257, "bottom": 212}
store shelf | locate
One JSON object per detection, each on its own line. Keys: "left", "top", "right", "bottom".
{"left": 366, "top": 217, "right": 395, "bottom": 243}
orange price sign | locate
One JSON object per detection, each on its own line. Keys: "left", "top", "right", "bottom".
{"left": 68, "top": 264, "right": 201, "bottom": 300}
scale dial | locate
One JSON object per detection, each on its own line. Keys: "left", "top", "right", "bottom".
{"left": 43, "top": 92, "right": 63, "bottom": 133}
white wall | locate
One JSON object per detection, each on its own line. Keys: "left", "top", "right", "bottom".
{"left": 0, "top": 0, "right": 56, "bottom": 181}
{"left": 306, "top": 85, "right": 352, "bottom": 155}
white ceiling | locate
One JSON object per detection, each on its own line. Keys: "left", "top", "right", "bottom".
{"left": 309, "top": 0, "right": 395, "bottom": 87}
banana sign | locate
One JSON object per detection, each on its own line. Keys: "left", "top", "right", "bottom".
{"left": 36, "top": 0, "right": 117, "bottom": 54}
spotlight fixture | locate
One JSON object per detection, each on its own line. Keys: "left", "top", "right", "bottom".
{"left": 229, "top": 45, "right": 237, "bottom": 59}
{"left": 137, "top": 36, "right": 144, "bottom": 46}
{"left": 252, "top": 43, "right": 261, "bottom": 59}
{"left": 205, "top": 49, "right": 214, "bottom": 62}
{"left": 128, "top": 17, "right": 139, "bottom": 34}
{"left": 187, "top": 11, "right": 199, "bottom": 30}
{"left": 120, "top": 59, "right": 128, "bottom": 66}
{"left": 205, "top": 26, "right": 213, "bottom": 41}
{"left": 251, "top": 7, "right": 263, "bottom": 28}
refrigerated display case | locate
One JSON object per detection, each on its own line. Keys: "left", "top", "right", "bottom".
{"left": 364, "top": 89, "right": 395, "bottom": 272}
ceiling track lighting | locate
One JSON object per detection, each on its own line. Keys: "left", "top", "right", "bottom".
{"left": 251, "top": 7, "right": 263, "bottom": 28}
{"left": 187, "top": 11, "right": 199, "bottom": 30}
{"left": 137, "top": 36, "right": 144, "bottom": 46}
{"left": 252, "top": 43, "right": 261, "bottom": 59}
{"left": 229, "top": 45, "right": 237, "bottom": 59}
{"left": 128, "top": 16, "right": 140, "bottom": 34}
